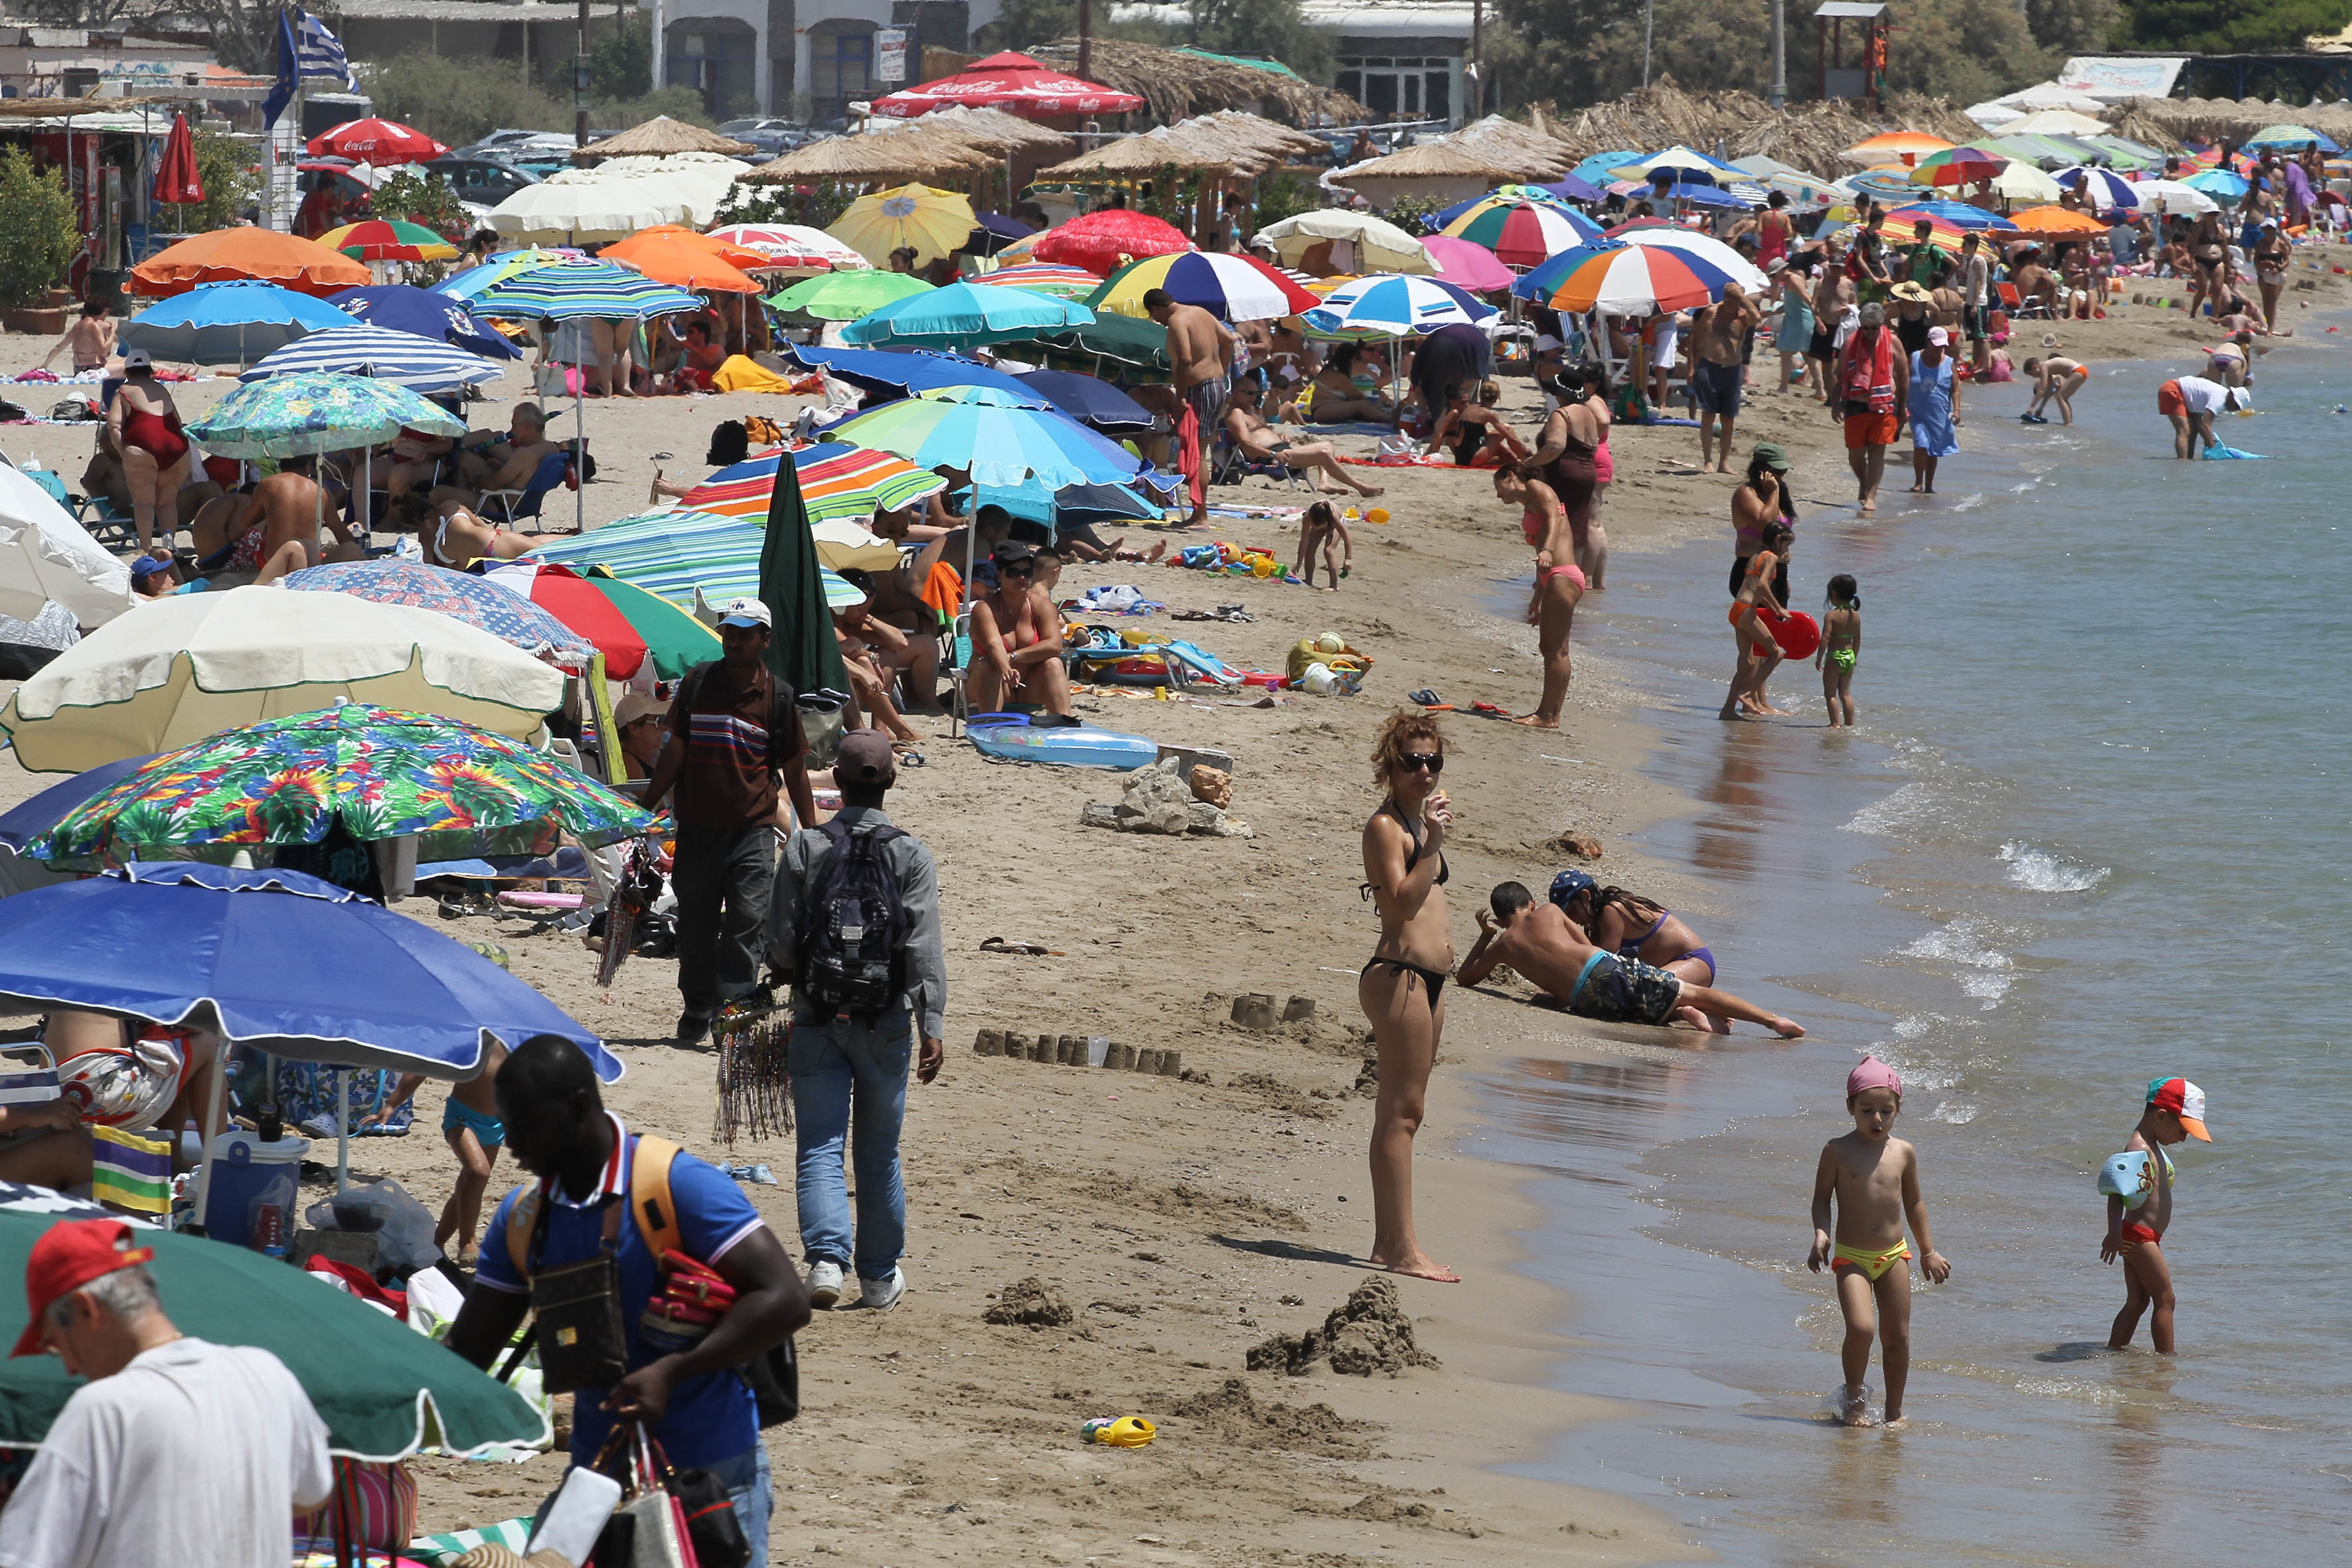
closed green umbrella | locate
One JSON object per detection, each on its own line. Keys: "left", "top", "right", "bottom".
{"left": 0, "top": 1189, "right": 544, "bottom": 1458}
{"left": 757, "top": 450, "right": 848, "bottom": 698}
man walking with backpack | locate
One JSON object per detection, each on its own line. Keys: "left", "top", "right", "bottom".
{"left": 767, "top": 730, "right": 945, "bottom": 1311}
{"left": 638, "top": 597, "right": 818, "bottom": 1044}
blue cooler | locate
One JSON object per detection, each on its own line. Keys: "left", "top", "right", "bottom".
{"left": 201, "top": 1133, "right": 309, "bottom": 1251}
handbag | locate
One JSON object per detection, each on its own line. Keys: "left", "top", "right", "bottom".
{"left": 589, "top": 1423, "right": 700, "bottom": 1568}
{"left": 526, "top": 1198, "right": 629, "bottom": 1395}
{"left": 295, "top": 1457, "right": 418, "bottom": 1563}
{"left": 645, "top": 1435, "right": 750, "bottom": 1568}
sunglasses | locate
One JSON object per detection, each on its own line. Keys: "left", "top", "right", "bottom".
{"left": 1399, "top": 752, "right": 1444, "bottom": 774}
{"left": 997, "top": 562, "right": 1035, "bottom": 577}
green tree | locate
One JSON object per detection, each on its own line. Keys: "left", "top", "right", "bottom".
{"left": 165, "top": 127, "right": 264, "bottom": 234}
{"left": 1185, "top": 0, "right": 1334, "bottom": 83}
{"left": 590, "top": 13, "right": 654, "bottom": 99}
{"left": 2025, "top": 0, "right": 2121, "bottom": 53}
{"left": 369, "top": 169, "right": 469, "bottom": 234}
{"left": 0, "top": 149, "right": 79, "bottom": 308}
{"left": 2115, "top": 0, "right": 2352, "bottom": 50}
{"left": 367, "top": 56, "right": 572, "bottom": 147}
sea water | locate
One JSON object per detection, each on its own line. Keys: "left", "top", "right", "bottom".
{"left": 1468, "top": 338, "right": 2351, "bottom": 1565}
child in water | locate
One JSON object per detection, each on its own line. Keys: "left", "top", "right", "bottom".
{"left": 1816, "top": 574, "right": 1861, "bottom": 727}
{"left": 1808, "top": 1056, "right": 1952, "bottom": 1426}
{"left": 2100, "top": 1077, "right": 2211, "bottom": 1354}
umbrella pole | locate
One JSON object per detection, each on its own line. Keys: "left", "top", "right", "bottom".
{"left": 335, "top": 1067, "right": 349, "bottom": 1194}
{"left": 186, "top": 1052, "right": 230, "bottom": 1234}
{"left": 576, "top": 356, "right": 587, "bottom": 534}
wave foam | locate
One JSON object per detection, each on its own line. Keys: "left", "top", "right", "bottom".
{"left": 1842, "top": 783, "right": 1942, "bottom": 837}
{"left": 1931, "top": 1101, "right": 1978, "bottom": 1125}
{"left": 1901, "top": 917, "right": 2014, "bottom": 1010}
{"left": 1999, "top": 841, "right": 2110, "bottom": 894}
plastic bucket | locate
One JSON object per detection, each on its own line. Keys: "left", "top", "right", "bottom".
{"left": 202, "top": 1133, "right": 310, "bottom": 1250}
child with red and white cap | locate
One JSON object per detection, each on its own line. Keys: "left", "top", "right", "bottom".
{"left": 1806, "top": 1054, "right": 1953, "bottom": 1426}
{"left": 2100, "top": 1077, "right": 2211, "bottom": 1354}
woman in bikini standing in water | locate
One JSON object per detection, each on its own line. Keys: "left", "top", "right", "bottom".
{"left": 106, "top": 349, "right": 191, "bottom": 554}
{"left": 1492, "top": 467, "right": 1585, "bottom": 728}
{"left": 1358, "top": 710, "right": 1458, "bottom": 1282}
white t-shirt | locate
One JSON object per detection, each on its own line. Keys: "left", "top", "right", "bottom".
{"left": 2173, "top": 375, "right": 2242, "bottom": 415}
{"left": 0, "top": 1338, "right": 332, "bottom": 1568}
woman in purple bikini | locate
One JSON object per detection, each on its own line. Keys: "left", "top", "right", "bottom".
{"left": 1549, "top": 871, "right": 1729, "bottom": 1034}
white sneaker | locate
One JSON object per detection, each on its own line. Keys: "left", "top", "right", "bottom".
{"left": 805, "top": 1261, "right": 843, "bottom": 1309}
{"left": 858, "top": 1268, "right": 905, "bottom": 1310}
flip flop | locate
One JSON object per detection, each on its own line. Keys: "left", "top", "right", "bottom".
{"left": 1407, "top": 688, "right": 1443, "bottom": 707}
{"left": 980, "top": 936, "right": 1063, "bottom": 956}
{"left": 1471, "top": 701, "right": 1510, "bottom": 717}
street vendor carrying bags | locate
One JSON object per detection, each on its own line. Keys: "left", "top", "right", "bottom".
{"left": 446, "top": 1035, "right": 810, "bottom": 1563}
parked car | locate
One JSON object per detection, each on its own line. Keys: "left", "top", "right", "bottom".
{"left": 718, "top": 118, "right": 826, "bottom": 159}
{"left": 451, "top": 129, "right": 578, "bottom": 161}
{"left": 424, "top": 157, "right": 542, "bottom": 208}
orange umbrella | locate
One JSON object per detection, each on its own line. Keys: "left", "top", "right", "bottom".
{"left": 602, "top": 235, "right": 762, "bottom": 294}
{"left": 131, "top": 228, "right": 370, "bottom": 298}
{"left": 603, "top": 225, "right": 775, "bottom": 273}
{"left": 2006, "top": 205, "right": 2107, "bottom": 238}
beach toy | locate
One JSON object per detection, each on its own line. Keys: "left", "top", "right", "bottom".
{"left": 1300, "top": 662, "right": 1339, "bottom": 694}
{"left": 1314, "top": 631, "right": 1346, "bottom": 654}
{"left": 1756, "top": 606, "right": 1821, "bottom": 660}
{"left": 1367, "top": 507, "right": 1391, "bottom": 524}
{"left": 1083, "top": 1415, "right": 1157, "bottom": 1447}
{"left": 1253, "top": 556, "right": 1276, "bottom": 577}
{"left": 967, "top": 716, "right": 1158, "bottom": 770}
{"left": 2097, "top": 1149, "right": 2156, "bottom": 1208}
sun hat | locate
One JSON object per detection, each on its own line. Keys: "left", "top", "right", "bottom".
{"left": 2146, "top": 1077, "right": 2211, "bottom": 1141}
{"left": 13, "top": 1219, "right": 154, "bottom": 1357}
{"left": 614, "top": 690, "right": 668, "bottom": 728}
{"left": 1926, "top": 325, "right": 1950, "bottom": 346}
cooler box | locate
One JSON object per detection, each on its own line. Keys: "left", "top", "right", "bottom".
{"left": 202, "top": 1133, "right": 309, "bottom": 1250}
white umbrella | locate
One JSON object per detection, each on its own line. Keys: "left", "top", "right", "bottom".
{"left": 705, "top": 224, "right": 871, "bottom": 273}
{"left": 2132, "top": 178, "right": 2220, "bottom": 216}
{"left": 1998, "top": 83, "right": 2110, "bottom": 114}
{"left": 810, "top": 519, "right": 903, "bottom": 572}
{"left": 0, "top": 465, "right": 131, "bottom": 629}
{"left": 0, "top": 587, "right": 566, "bottom": 773}
{"left": 560, "top": 155, "right": 750, "bottom": 228}
{"left": 1990, "top": 163, "right": 2066, "bottom": 203}
{"left": 1251, "top": 210, "right": 1435, "bottom": 275}
{"left": 1612, "top": 228, "right": 1771, "bottom": 293}
{"left": 2003, "top": 109, "right": 2110, "bottom": 137}
{"left": 1611, "top": 145, "right": 1728, "bottom": 181}
{"left": 2058, "top": 167, "right": 2140, "bottom": 212}
{"left": 1964, "top": 101, "right": 2027, "bottom": 131}
{"left": 485, "top": 179, "right": 685, "bottom": 244}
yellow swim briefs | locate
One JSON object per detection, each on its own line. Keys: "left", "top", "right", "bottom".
{"left": 1832, "top": 1239, "right": 1913, "bottom": 1281}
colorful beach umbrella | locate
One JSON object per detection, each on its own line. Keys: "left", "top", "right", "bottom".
{"left": 29, "top": 704, "right": 652, "bottom": 872}
{"left": 1610, "top": 226, "right": 1770, "bottom": 292}
{"left": 1301, "top": 274, "right": 1498, "bottom": 340}
{"left": 1516, "top": 242, "right": 1725, "bottom": 315}
{"left": 826, "top": 389, "right": 1143, "bottom": 489}
{"left": 2005, "top": 204, "right": 2109, "bottom": 239}
{"left": 597, "top": 233, "right": 763, "bottom": 293}
{"left": 236, "top": 325, "right": 502, "bottom": 394}
{"left": 705, "top": 224, "right": 870, "bottom": 272}
{"left": 187, "top": 371, "right": 464, "bottom": 458}
{"left": 975, "top": 263, "right": 1101, "bottom": 299}
{"left": 432, "top": 247, "right": 568, "bottom": 305}
{"left": 769, "top": 270, "right": 934, "bottom": 323}
{"left": 2055, "top": 166, "right": 2139, "bottom": 212}
{"left": 1907, "top": 145, "right": 2009, "bottom": 187}
{"left": 604, "top": 225, "right": 775, "bottom": 272}
{"left": 512, "top": 518, "right": 860, "bottom": 619}
{"left": 319, "top": 219, "right": 459, "bottom": 264}
{"left": 307, "top": 116, "right": 447, "bottom": 166}
{"left": 2181, "top": 168, "right": 2248, "bottom": 199}
{"left": 117, "top": 281, "right": 353, "bottom": 366}
{"left": 2244, "top": 123, "right": 2338, "bottom": 153}
{"left": 830, "top": 184, "right": 977, "bottom": 268}
{"left": 1032, "top": 209, "right": 1194, "bottom": 279}
{"left": 278, "top": 560, "right": 597, "bottom": 665}
{"left": 840, "top": 279, "right": 1093, "bottom": 348}
{"left": 129, "top": 227, "right": 370, "bottom": 298}
{"left": 685, "top": 441, "right": 949, "bottom": 525}
{"left": 1439, "top": 198, "right": 1605, "bottom": 266}
{"left": 1842, "top": 131, "right": 1955, "bottom": 166}
{"left": 1087, "top": 252, "right": 1316, "bottom": 323}
{"left": 870, "top": 50, "right": 1142, "bottom": 119}
{"left": 466, "top": 258, "right": 703, "bottom": 324}
{"left": 1417, "top": 236, "right": 1513, "bottom": 293}
{"left": 480, "top": 560, "right": 718, "bottom": 680}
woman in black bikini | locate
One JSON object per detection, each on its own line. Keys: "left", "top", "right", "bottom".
{"left": 1357, "top": 709, "right": 1458, "bottom": 1283}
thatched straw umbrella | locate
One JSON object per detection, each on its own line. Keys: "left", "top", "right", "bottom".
{"left": 1333, "top": 138, "right": 1535, "bottom": 207}
{"left": 1447, "top": 114, "right": 1577, "bottom": 177}
{"left": 740, "top": 123, "right": 996, "bottom": 185}
{"left": 573, "top": 114, "right": 755, "bottom": 163}
{"left": 1038, "top": 112, "right": 1321, "bottom": 182}
{"left": 2103, "top": 104, "right": 2185, "bottom": 154}
{"left": 1024, "top": 37, "right": 1362, "bottom": 127}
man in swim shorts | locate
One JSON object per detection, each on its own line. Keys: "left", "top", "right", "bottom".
{"left": 1456, "top": 882, "right": 1804, "bottom": 1036}
{"left": 2157, "top": 373, "right": 2244, "bottom": 459}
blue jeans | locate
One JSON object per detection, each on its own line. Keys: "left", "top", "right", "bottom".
{"left": 789, "top": 1012, "right": 911, "bottom": 1282}
{"left": 703, "top": 1443, "right": 771, "bottom": 1565}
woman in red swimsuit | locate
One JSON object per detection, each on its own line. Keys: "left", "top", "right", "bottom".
{"left": 1492, "top": 467, "right": 1585, "bottom": 729}
{"left": 106, "top": 349, "right": 191, "bottom": 554}
{"left": 967, "top": 541, "right": 1071, "bottom": 716}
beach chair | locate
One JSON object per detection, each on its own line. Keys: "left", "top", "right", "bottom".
{"left": 74, "top": 493, "right": 137, "bottom": 550}
{"left": 481, "top": 448, "right": 574, "bottom": 532}
{"left": 1210, "top": 431, "right": 1313, "bottom": 492}
{"left": 1998, "top": 281, "right": 2051, "bottom": 321}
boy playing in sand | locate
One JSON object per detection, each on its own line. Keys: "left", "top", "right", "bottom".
{"left": 2100, "top": 1077, "right": 2211, "bottom": 1354}
{"left": 1807, "top": 1056, "right": 1952, "bottom": 1426}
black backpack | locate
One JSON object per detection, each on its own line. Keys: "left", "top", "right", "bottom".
{"left": 793, "top": 817, "right": 907, "bottom": 1018}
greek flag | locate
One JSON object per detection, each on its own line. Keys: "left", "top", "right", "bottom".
{"left": 264, "top": 7, "right": 354, "bottom": 126}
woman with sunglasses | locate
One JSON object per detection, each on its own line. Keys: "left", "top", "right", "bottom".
{"left": 967, "top": 540, "right": 1071, "bottom": 716}
{"left": 1356, "top": 711, "right": 1459, "bottom": 1283}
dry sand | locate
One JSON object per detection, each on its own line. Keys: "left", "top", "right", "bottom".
{"left": 0, "top": 251, "right": 2347, "bottom": 1565}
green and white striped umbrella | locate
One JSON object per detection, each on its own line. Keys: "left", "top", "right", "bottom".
{"left": 466, "top": 258, "right": 704, "bottom": 323}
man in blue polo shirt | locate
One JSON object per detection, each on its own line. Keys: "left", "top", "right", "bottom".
{"left": 446, "top": 1036, "right": 808, "bottom": 1559}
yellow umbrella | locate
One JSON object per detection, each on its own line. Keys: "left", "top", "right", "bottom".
{"left": 828, "top": 184, "right": 977, "bottom": 268}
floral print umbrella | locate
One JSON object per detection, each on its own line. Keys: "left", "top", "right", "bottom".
{"left": 279, "top": 560, "right": 597, "bottom": 664}
{"left": 29, "top": 703, "right": 652, "bottom": 873}
{"left": 187, "top": 370, "right": 466, "bottom": 459}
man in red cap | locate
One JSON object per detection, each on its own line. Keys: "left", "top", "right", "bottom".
{"left": 0, "top": 1219, "right": 331, "bottom": 1568}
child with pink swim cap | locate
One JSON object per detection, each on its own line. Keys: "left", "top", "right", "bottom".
{"left": 1806, "top": 1054, "right": 1952, "bottom": 1427}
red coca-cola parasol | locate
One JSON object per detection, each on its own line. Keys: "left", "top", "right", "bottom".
{"left": 870, "top": 51, "right": 1143, "bottom": 121}
{"left": 152, "top": 112, "right": 202, "bottom": 206}
{"left": 305, "top": 117, "right": 448, "bottom": 167}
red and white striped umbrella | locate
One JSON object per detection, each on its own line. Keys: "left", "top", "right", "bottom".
{"left": 702, "top": 224, "right": 869, "bottom": 272}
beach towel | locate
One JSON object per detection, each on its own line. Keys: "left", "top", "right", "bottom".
{"left": 712, "top": 354, "right": 823, "bottom": 396}
{"left": 919, "top": 559, "right": 962, "bottom": 626}
{"left": 405, "top": 1518, "right": 534, "bottom": 1568}
{"left": 90, "top": 1125, "right": 171, "bottom": 1215}
{"left": 2203, "top": 444, "right": 2268, "bottom": 459}
{"left": 1178, "top": 403, "right": 1204, "bottom": 509}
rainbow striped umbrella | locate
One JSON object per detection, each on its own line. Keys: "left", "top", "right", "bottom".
{"left": 1906, "top": 146, "right": 2009, "bottom": 189}
{"left": 1437, "top": 198, "right": 1603, "bottom": 266}
{"left": 975, "top": 264, "right": 1101, "bottom": 299}
{"left": 1514, "top": 242, "right": 1731, "bottom": 315}
{"left": 319, "top": 220, "right": 459, "bottom": 263}
{"left": 1300, "top": 274, "right": 1497, "bottom": 340}
{"left": 1087, "top": 252, "right": 1318, "bottom": 323}
{"left": 679, "top": 441, "right": 947, "bottom": 526}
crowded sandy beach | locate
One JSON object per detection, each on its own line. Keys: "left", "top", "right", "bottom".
{"left": 0, "top": 42, "right": 2341, "bottom": 1565}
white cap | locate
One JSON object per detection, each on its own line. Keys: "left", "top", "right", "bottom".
{"left": 716, "top": 597, "right": 772, "bottom": 629}
{"left": 1926, "top": 325, "right": 1949, "bottom": 346}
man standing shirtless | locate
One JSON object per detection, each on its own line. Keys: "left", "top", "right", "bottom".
{"left": 1458, "top": 882, "right": 1804, "bottom": 1036}
{"left": 1691, "top": 283, "right": 1760, "bottom": 473}
{"left": 1145, "top": 288, "right": 1236, "bottom": 528}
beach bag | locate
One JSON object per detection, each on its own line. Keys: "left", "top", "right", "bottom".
{"left": 516, "top": 1195, "right": 629, "bottom": 1395}
{"left": 795, "top": 688, "right": 846, "bottom": 772}
{"left": 792, "top": 816, "right": 908, "bottom": 1019}
{"left": 589, "top": 1424, "right": 700, "bottom": 1568}
{"left": 294, "top": 1458, "right": 419, "bottom": 1553}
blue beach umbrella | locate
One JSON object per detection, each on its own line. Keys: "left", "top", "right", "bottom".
{"left": 2183, "top": 168, "right": 2250, "bottom": 199}
{"left": 237, "top": 324, "right": 503, "bottom": 394}
{"left": 1302, "top": 274, "right": 1498, "bottom": 340}
{"left": 118, "top": 281, "right": 352, "bottom": 367}
{"left": 2055, "top": 166, "right": 2140, "bottom": 212}
{"left": 1011, "top": 368, "right": 1154, "bottom": 435}
{"left": 825, "top": 387, "right": 1144, "bottom": 489}
{"left": 781, "top": 345, "right": 1043, "bottom": 405}
{"left": 840, "top": 279, "right": 1095, "bottom": 348}
{"left": 279, "top": 559, "right": 596, "bottom": 662}
{"left": 1570, "top": 150, "right": 1645, "bottom": 189}
{"left": 2243, "top": 123, "right": 2339, "bottom": 153}
{"left": 327, "top": 283, "right": 520, "bottom": 360}
{"left": 1886, "top": 198, "right": 2019, "bottom": 230}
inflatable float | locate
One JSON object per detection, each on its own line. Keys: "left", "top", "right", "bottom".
{"left": 967, "top": 715, "right": 1158, "bottom": 769}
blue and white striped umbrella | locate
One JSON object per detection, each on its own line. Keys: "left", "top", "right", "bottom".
{"left": 466, "top": 259, "right": 704, "bottom": 324}
{"left": 238, "top": 325, "right": 503, "bottom": 394}
{"left": 2055, "top": 166, "right": 2138, "bottom": 213}
{"left": 1301, "top": 274, "right": 1499, "bottom": 340}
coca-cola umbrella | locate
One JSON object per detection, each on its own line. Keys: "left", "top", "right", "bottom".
{"left": 152, "top": 112, "right": 202, "bottom": 208}
{"left": 870, "top": 50, "right": 1142, "bottom": 121}
{"left": 306, "top": 117, "right": 448, "bottom": 166}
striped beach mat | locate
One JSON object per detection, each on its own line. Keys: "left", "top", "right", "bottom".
{"left": 404, "top": 1516, "right": 534, "bottom": 1567}
{"left": 90, "top": 1125, "right": 171, "bottom": 1215}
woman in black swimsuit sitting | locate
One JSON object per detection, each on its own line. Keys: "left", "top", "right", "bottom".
{"left": 1356, "top": 709, "right": 1459, "bottom": 1283}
